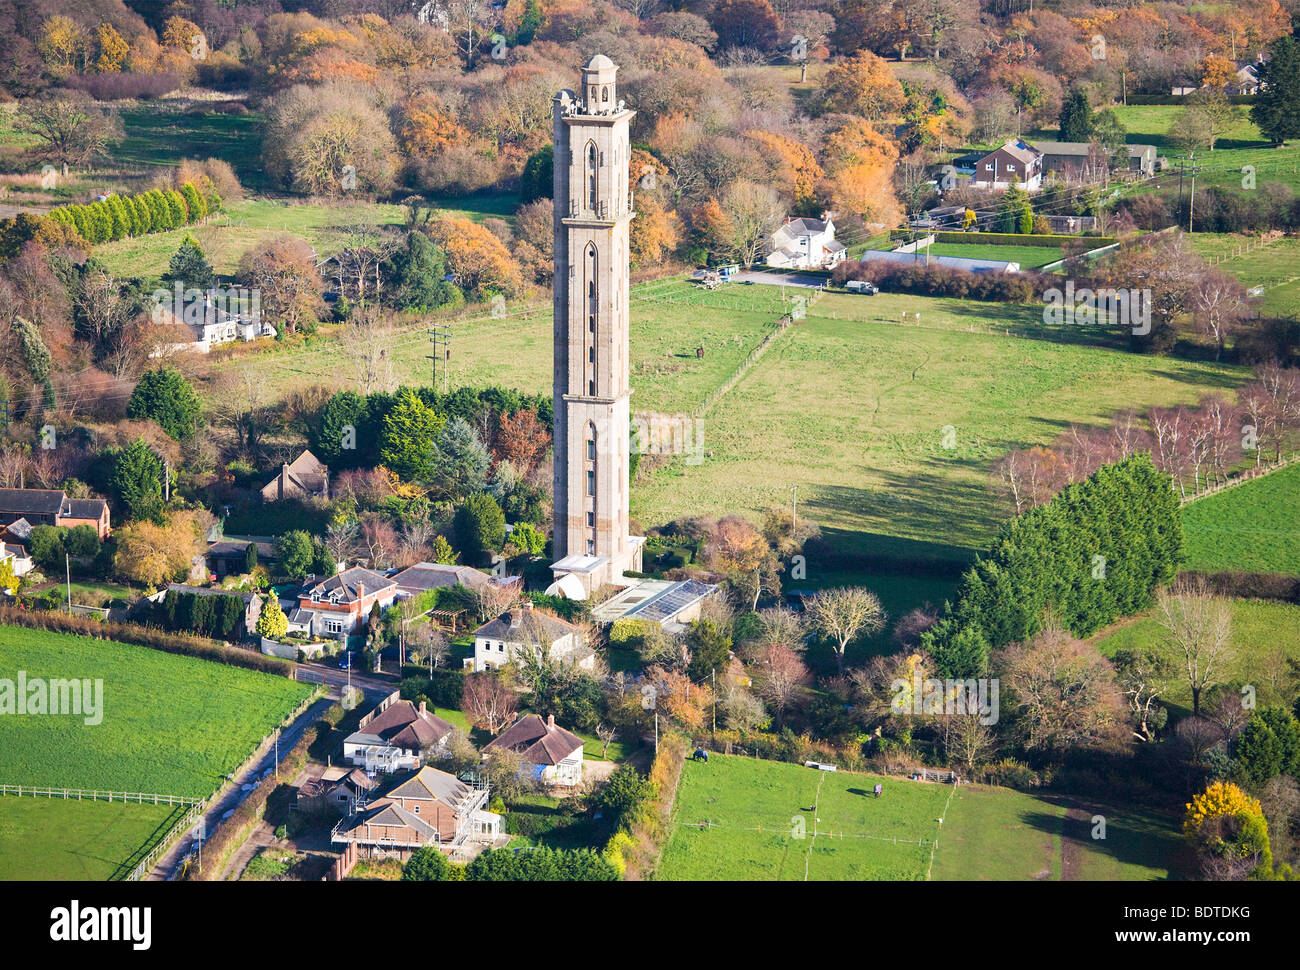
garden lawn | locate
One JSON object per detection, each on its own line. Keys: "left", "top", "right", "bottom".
{"left": 0, "top": 625, "right": 312, "bottom": 796}
{"left": 1181, "top": 463, "right": 1300, "bottom": 574}
{"left": 0, "top": 796, "right": 184, "bottom": 881}
{"left": 923, "top": 243, "right": 1064, "bottom": 268}
{"left": 1094, "top": 599, "right": 1300, "bottom": 715}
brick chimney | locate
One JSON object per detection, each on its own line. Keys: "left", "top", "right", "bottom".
{"left": 547, "top": 713, "right": 555, "bottom": 731}
{"left": 507, "top": 609, "right": 519, "bottom": 627}
{"left": 419, "top": 700, "right": 427, "bottom": 717}
{"left": 522, "top": 600, "right": 533, "bottom": 613}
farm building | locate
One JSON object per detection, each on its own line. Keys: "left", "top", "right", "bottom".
{"left": 1035, "top": 141, "right": 1158, "bottom": 178}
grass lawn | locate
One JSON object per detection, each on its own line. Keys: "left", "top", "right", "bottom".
{"left": 504, "top": 793, "right": 613, "bottom": 850}
{"left": 923, "top": 243, "right": 1064, "bottom": 268}
{"left": 1094, "top": 598, "right": 1300, "bottom": 715}
{"left": 631, "top": 285, "right": 1247, "bottom": 567}
{"left": 0, "top": 796, "right": 184, "bottom": 881}
{"left": 1181, "top": 463, "right": 1300, "bottom": 574}
{"left": 658, "top": 755, "right": 1180, "bottom": 880}
{"left": 0, "top": 624, "right": 312, "bottom": 796}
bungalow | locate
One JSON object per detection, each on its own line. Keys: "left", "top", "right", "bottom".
{"left": 331, "top": 765, "right": 499, "bottom": 857}
{"left": 765, "top": 216, "right": 848, "bottom": 270}
{"left": 289, "top": 566, "right": 398, "bottom": 639}
{"left": 467, "top": 601, "right": 591, "bottom": 673}
{"left": 205, "top": 538, "right": 277, "bottom": 579}
{"left": 0, "top": 489, "right": 110, "bottom": 538}
{"left": 150, "top": 294, "right": 275, "bottom": 355}
{"left": 343, "top": 692, "right": 455, "bottom": 774}
{"left": 970, "top": 139, "right": 1043, "bottom": 191}
{"left": 261, "top": 450, "right": 329, "bottom": 502}
{"left": 484, "top": 713, "right": 586, "bottom": 787}
{"left": 391, "top": 561, "right": 521, "bottom": 598}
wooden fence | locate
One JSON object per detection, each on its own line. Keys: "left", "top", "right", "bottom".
{"left": 0, "top": 784, "right": 200, "bottom": 806}
{"left": 1181, "top": 453, "right": 1299, "bottom": 505}
{"left": 129, "top": 799, "right": 207, "bottom": 882}
{"left": 0, "top": 784, "right": 205, "bottom": 881}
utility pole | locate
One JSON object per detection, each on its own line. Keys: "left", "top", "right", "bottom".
{"left": 65, "top": 553, "right": 71, "bottom": 612}
{"left": 163, "top": 457, "right": 170, "bottom": 503}
{"left": 274, "top": 728, "right": 280, "bottom": 783}
{"left": 791, "top": 485, "right": 798, "bottom": 534}
{"left": 427, "top": 326, "right": 451, "bottom": 394}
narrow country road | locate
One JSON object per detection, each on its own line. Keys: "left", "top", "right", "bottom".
{"left": 149, "top": 693, "right": 338, "bottom": 881}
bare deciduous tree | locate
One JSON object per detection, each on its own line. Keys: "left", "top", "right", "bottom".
{"left": 1156, "top": 576, "right": 1234, "bottom": 717}
{"left": 805, "top": 586, "right": 886, "bottom": 674}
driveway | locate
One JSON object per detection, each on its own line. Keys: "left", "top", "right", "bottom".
{"left": 731, "top": 270, "right": 829, "bottom": 289}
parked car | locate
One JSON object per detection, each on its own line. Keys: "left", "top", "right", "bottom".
{"left": 338, "top": 651, "right": 352, "bottom": 670}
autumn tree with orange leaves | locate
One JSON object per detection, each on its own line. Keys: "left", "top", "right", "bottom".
{"left": 820, "top": 118, "right": 902, "bottom": 228}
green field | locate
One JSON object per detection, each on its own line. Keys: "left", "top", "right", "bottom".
{"left": 1108, "top": 104, "right": 1300, "bottom": 195}
{"left": 1095, "top": 598, "right": 1300, "bottom": 715}
{"left": 1189, "top": 234, "right": 1300, "bottom": 317}
{"left": 1181, "top": 463, "right": 1300, "bottom": 574}
{"left": 923, "top": 242, "right": 1064, "bottom": 268}
{"left": 0, "top": 795, "right": 184, "bottom": 881}
{"left": 202, "top": 280, "right": 1247, "bottom": 574}
{"left": 0, "top": 625, "right": 312, "bottom": 796}
{"left": 657, "top": 755, "right": 1179, "bottom": 880}
{"left": 631, "top": 285, "right": 1246, "bottom": 566}
{"left": 930, "top": 784, "right": 1181, "bottom": 881}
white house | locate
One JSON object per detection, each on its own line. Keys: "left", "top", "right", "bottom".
{"left": 766, "top": 216, "right": 847, "bottom": 270}
{"left": 1, "top": 542, "right": 33, "bottom": 581}
{"left": 150, "top": 292, "right": 275, "bottom": 356}
{"left": 483, "top": 713, "right": 586, "bottom": 787}
{"left": 467, "top": 601, "right": 591, "bottom": 673}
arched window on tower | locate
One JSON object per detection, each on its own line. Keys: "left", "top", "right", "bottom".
{"left": 587, "top": 143, "right": 597, "bottom": 211}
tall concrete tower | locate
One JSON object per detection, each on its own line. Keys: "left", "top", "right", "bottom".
{"left": 550, "top": 55, "right": 643, "bottom": 595}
